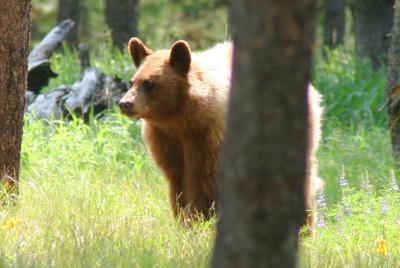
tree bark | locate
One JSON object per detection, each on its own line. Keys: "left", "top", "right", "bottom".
{"left": 0, "top": 0, "right": 32, "bottom": 189}
{"left": 105, "top": 0, "right": 140, "bottom": 49}
{"left": 323, "top": 0, "right": 345, "bottom": 49}
{"left": 350, "top": 0, "right": 394, "bottom": 69}
{"left": 212, "top": 0, "right": 317, "bottom": 267}
{"left": 57, "top": 0, "right": 80, "bottom": 46}
{"left": 387, "top": 0, "right": 400, "bottom": 162}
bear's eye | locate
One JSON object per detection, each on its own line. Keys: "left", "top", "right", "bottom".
{"left": 142, "top": 80, "right": 155, "bottom": 92}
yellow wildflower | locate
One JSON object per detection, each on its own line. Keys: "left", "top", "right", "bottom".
{"left": 2, "top": 218, "right": 21, "bottom": 230}
{"left": 376, "top": 238, "right": 388, "bottom": 256}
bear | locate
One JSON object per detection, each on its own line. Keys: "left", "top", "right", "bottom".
{"left": 119, "top": 38, "right": 322, "bottom": 232}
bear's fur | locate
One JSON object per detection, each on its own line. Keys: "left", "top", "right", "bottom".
{"left": 119, "top": 38, "right": 322, "bottom": 230}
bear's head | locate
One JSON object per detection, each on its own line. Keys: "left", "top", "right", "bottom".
{"left": 119, "top": 38, "right": 192, "bottom": 122}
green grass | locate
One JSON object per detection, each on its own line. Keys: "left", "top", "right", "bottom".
{"left": 1, "top": 114, "right": 214, "bottom": 267}
{"left": 2, "top": 45, "right": 400, "bottom": 266}
{"left": 300, "top": 189, "right": 400, "bottom": 267}
{"left": 1, "top": 111, "right": 399, "bottom": 267}
{"left": 320, "top": 125, "right": 396, "bottom": 204}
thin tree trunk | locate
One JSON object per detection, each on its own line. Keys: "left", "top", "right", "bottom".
{"left": 212, "top": 0, "right": 317, "bottom": 267}
{"left": 57, "top": 0, "right": 80, "bottom": 46}
{"left": 350, "top": 0, "right": 394, "bottom": 69}
{"left": 323, "top": 0, "right": 345, "bottom": 49}
{"left": 0, "top": 0, "right": 32, "bottom": 189}
{"left": 105, "top": 0, "right": 139, "bottom": 49}
{"left": 387, "top": 0, "right": 400, "bottom": 162}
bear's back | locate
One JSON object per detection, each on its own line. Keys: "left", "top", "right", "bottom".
{"left": 183, "top": 42, "right": 232, "bottom": 130}
{"left": 193, "top": 42, "right": 232, "bottom": 92}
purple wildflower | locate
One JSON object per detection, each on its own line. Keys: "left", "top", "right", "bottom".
{"left": 381, "top": 198, "right": 389, "bottom": 214}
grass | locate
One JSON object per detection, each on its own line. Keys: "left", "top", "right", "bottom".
{"left": 1, "top": 114, "right": 214, "bottom": 267}
{"left": 301, "top": 188, "right": 400, "bottom": 267}
{"left": 1, "top": 45, "right": 400, "bottom": 266}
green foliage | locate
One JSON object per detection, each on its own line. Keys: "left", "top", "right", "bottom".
{"left": 139, "top": 0, "right": 228, "bottom": 50}
{"left": 314, "top": 48, "right": 388, "bottom": 127}
{"left": 41, "top": 44, "right": 133, "bottom": 93}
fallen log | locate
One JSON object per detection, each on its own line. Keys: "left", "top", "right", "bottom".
{"left": 27, "top": 86, "right": 71, "bottom": 119}
{"left": 27, "top": 43, "right": 129, "bottom": 121}
{"left": 28, "top": 19, "right": 75, "bottom": 94}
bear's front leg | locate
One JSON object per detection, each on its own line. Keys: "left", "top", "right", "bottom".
{"left": 182, "top": 134, "right": 220, "bottom": 221}
{"left": 142, "top": 122, "right": 185, "bottom": 217}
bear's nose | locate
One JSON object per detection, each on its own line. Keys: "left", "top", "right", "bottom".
{"left": 119, "top": 100, "right": 134, "bottom": 113}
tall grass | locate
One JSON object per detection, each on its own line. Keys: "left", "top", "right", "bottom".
{"left": 1, "top": 114, "right": 214, "bottom": 267}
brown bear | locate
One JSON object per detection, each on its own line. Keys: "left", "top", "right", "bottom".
{"left": 119, "top": 38, "right": 322, "bottom": 231}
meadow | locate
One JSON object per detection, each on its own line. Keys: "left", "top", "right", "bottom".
{"left": 1, "top": 42, "right": 400, "bottom": 267}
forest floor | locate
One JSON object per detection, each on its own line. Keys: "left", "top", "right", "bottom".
{"left": 1, "top": 49, "right": 399, "bottom": 267}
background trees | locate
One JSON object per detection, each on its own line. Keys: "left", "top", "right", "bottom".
{"left": 323, "top": 0, "right": 345, "bottom": 49}
{"left": 349, "top": 0, "right": 394, "bottom": 69}
{"left": 0, "top": 0, "right": 32, "bottom": 190}
{"left": 33, "top": 0, "right": 228, "bottom": 50}
{"left": 105, "top": 0, "right": 140, "bottom": 49}
{"left": 387, "top": 0, "right": 400, "bottom": 161}
{"left": 212, "top": 0, "right": 317, "bottom": 266}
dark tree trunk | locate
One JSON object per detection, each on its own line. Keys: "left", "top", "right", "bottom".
{"left": 105, "top": 0, "right": 140, "bottom": 49}
{"left": 0, "top": 0, "right": 31, "bottom": 189}
{"left": 387, "top": 0, "right": 400, "bottom": 162}
{"left": 212, "top": 0, "right": 317, "bottom": 267}
{"left": 323, "top": 0, "right": 345, "bottom": 49}
{"left": 350, "top": 0, "right": 394, "bottom": 69}
{"left": 57, "top": 0, "right": 80, "bottom": 46}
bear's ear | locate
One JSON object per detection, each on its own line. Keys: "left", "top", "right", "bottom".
{"left": 128, "top": 37, "right": 153, "bottom": 68}
{"left": 169, "top": 40, "right": 191, "bottom": 74}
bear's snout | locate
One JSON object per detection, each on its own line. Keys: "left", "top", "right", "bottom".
{"left": 119, "top": 99, "right": 134, "bottom": 115}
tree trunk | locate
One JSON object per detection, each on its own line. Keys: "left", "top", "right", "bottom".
{"left": 323, "top": 0, "right": 345, "bottom": 49}
{"left": 57, "top": 0, "right": 80, "bottom": 46}
{"left": 350, "top": 0, "right": 394, "bottom": 69}
{"left": 0, "top": 0, "right": 32, "bottom": 189}
{"left": 387, "top": 0, "right": 400, "bottom": 162}
{"left": 212, "top": 0, "right": 317, "bottom": 267}
{"left": 105, "top": 0, "right": 140, "bottom": 49}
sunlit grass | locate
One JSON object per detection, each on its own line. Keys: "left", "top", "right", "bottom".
{"left": 0, "top": 112, "right": 397, "bottom": 267}
{"left": 1, "top": 114, "right": 214, "bottom": 267}
{"left": 300, "top": 188, "right": 400, "bottom": 267}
